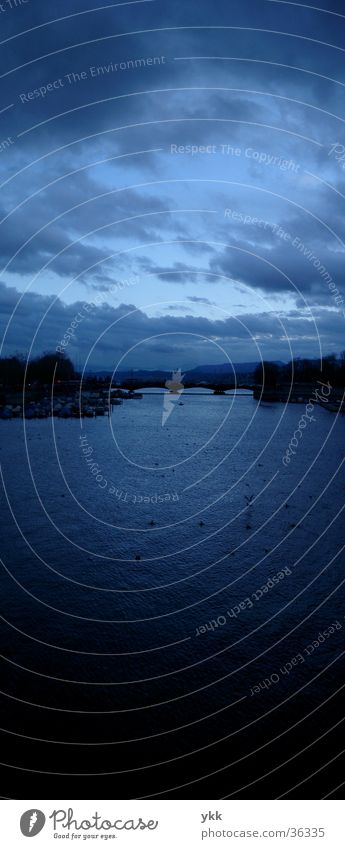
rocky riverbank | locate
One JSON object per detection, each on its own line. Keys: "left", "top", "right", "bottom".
{"left": 0, "top": 389, "right": 142, "bottom": 420}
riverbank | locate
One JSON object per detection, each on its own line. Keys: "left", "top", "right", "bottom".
{"left": 0, "top": 388, "right": 142, "bottom": 419}
{"left": 253, "top": 381, "right": 345, "bottom": 412}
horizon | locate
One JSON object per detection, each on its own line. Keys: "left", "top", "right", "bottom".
{"left": 3, "top": 350, "right": 345, "bottom": 370}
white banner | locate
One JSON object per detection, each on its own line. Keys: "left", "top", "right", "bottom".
{"left": 0, "top": 800, "right": 342, "bottom": 848}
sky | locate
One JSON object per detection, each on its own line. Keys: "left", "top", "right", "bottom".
{"left": 0, "top": 0, "right": 344, "bottom": 369}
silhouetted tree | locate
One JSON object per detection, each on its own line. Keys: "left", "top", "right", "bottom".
{"left": 0, "top": 355, "right": 25, "bottom": 387}
{"left": 27, "top": 352, "right": 75, "bottom": 385}
{"left": 254, "top": 361, "right": 280, "bottom": 387}
{"left": 339, "top": 351, "right": 345, "bottom": 386}
{"left": 321, "top": 354, "right": 338, "bottom": 386}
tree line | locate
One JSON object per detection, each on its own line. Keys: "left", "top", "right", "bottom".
{"left": 254, "top": 353, "right": 345, "bottom": 388}
{"left": 1, "top": 351, "right": 345, "bottom": 390}
{"left": 0, "top": 352, "right": 76, "bottom": 388}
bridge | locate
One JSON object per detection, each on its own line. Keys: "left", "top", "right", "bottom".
{"left": 115, "top": 380, "right": 254, "bottom": 394}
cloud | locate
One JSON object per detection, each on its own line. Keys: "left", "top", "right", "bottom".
{"left": 0, "top": 281, "right": 343, "bottom": 369}
{"left": 187, "top": 296, "right": 215, "bottom": 304}
{"left": 0, "top": 0, "right": 344, "bottom": 365}
{"left": 138, "top": 259, "right": 214, "bottom": 283}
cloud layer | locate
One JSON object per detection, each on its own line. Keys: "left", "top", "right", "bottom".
{"left": 0, "top": 0, "right": 344, "bottom": 366}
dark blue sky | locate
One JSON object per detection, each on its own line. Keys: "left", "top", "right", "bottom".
{"left": 0, "top": 0, "right": 344, "bottom": 368}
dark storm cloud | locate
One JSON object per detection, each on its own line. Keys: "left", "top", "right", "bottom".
{"left": 210, "top": 231, "right": 345, "bottom": 300}
{"left": 0, "top": 281, "right": 343, "bottom": 367}
{"left": 1, "top": 0, "right": 340, "bottom": 158}
{"left": 0, "top": 164, "right": 175, "bottom": 284}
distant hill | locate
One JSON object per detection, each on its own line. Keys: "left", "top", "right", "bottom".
{"left": 90, "top": 369, "right": 171, "bottom": 381}
{"left": 186, "top": 362, "right": 261, "bottom": 378}
{"left": 87, "top": 362, "right": 278, "bottom": 383}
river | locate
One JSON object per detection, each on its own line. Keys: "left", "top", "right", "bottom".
{"left": 0, "top": 392, "right": 344, "bottom": 798}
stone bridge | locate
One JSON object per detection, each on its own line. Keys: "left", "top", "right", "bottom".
{"left": 117, "top": 380, "right": 254, "bottom": 394}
